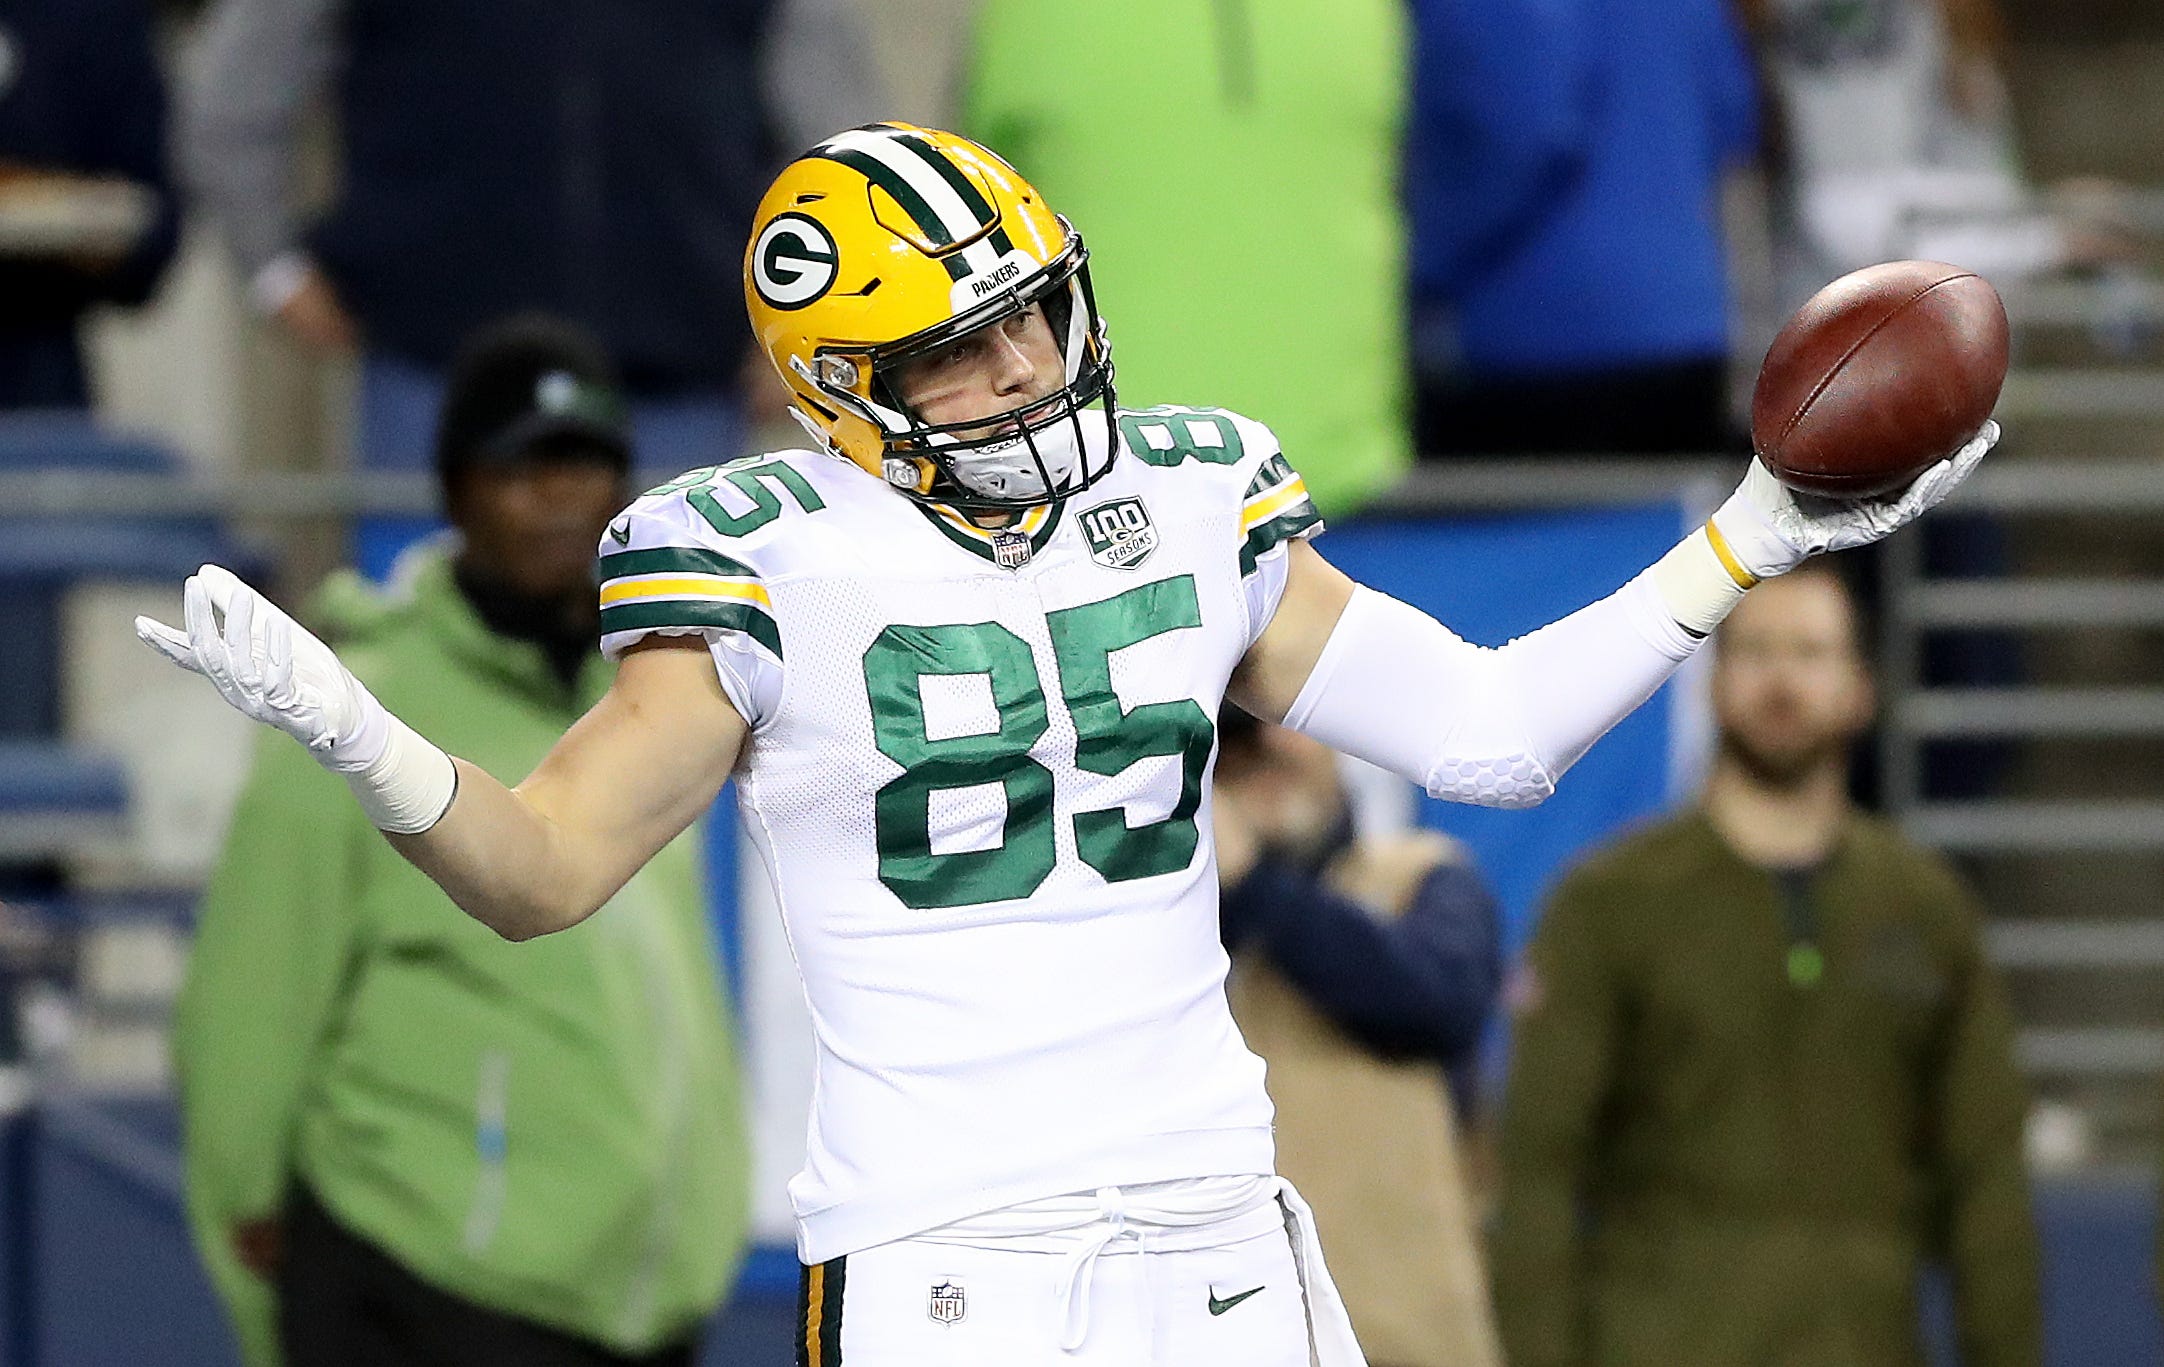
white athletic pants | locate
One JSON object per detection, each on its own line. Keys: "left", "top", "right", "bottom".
{"left": 795, "top": 1176, "right": 1367, "bottom": 1366}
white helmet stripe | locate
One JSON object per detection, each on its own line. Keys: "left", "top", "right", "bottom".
{"left": 820, "top": 129, "right": 987, "bottom": 245}
{"left": 957, "top": 237, "right": 1005, "bottom": 280}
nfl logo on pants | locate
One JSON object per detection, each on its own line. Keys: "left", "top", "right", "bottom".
{"left": 928, "top": 1279, "right": 967, "bottom": 1326}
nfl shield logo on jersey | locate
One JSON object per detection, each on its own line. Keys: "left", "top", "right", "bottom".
{"left": 1079, "top": 496, "right": 1158, "bottom": 570}
{"left": 991, "top": 529, "right": 1033, "bottom": 570}
{"left": 928, "top": 1279, "right": 967, "bottom": 1326}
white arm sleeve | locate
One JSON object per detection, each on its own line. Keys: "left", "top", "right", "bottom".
{"left": 1281, "top": 572, "right": 1704, "bottom": 809}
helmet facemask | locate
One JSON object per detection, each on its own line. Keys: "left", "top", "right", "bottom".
{"left": 796, "top": 232, "right": 1119, "bottom": 513}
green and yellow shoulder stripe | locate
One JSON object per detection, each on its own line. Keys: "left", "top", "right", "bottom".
{"left": 1239, "top": 452, "right": 1324, "bottom": 575}
{"left": 594, "top": 545, "right": 783, "bottom": 660}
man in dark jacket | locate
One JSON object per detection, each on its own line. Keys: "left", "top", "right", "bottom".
{"left": 181, "top": 0, "right": 884, "bottom": 474}
{"left": 0, "top": 0, "right": 178, "bottom": 407}
{"left": 1491, "top": 562, "right": 2039, "bottom": 1367}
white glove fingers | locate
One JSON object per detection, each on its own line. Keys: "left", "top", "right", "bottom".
{"left": 1919, "top": 421, "right": 1997, "bottom": 492}
{"left": 184, "top": 572, "right": 242, "bottom": 699}
{"left": 200, "top": 561, "right": 276, "bottom": 695}
{"left": 1951, "top": 423, "right": 1995, "bottom": 476}
{"left": 263, "top": 613, "right": 297, "bottom": 702}
{"left": 195, "top": 563, "right": 251, "bottom": 614}
{"left": 222, "top": 582, "right": 264, "bottom": 695}
{"left": 1897, "top": 421, "right": 1997, "bottom": 519}
{"left": 1714, "top": 417, "right": 2003, "bottom": 574}
{"left": 134, "top": 616, "right": 207, "bottom": 675}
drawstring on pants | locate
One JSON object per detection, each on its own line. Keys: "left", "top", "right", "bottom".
{"left": 1054, "top": 1186, "right": 1146, "bottom": 1351}
{"left": 909, "top": 1173, "right": 1362, "bottom": 1359}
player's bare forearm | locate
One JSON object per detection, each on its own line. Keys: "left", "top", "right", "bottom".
{"left": 136, "top": 569, "right": 745, "bottom": 941}
{"left": 382, "top": 761, "right": 596, "bottom": 941}
{"left": 387, "top": 639, "right": 746, "bottom": 940}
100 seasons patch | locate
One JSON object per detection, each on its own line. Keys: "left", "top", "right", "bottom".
{"left": 1079, "top": 496, "right": 1158, "bottom": 570}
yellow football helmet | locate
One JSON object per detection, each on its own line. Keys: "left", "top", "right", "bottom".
{"left": 744, "top": 123, "right": 1117, "bottom": 511}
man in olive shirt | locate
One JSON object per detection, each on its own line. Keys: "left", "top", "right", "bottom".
{"left": 1491, "top": 563, "right": 2039, "bottom": 1367}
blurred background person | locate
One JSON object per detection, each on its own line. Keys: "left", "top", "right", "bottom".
{"left": 961, "top": 0, "right": 1410, "bottom": 518}
{"left": 180, "top": 0, "right": 885, "bottom": 479}
{"left": 1407, "top": 0, "right": 1759, "bottom": 458}
{"left": 1489, "top": 562, "right": 2039, "bottom": 1367}
{"left": 0, "top": 0, "right": 179, "bottom": 408}
{"left": 174, "top": 316, "right": 750, "bottom": 1367}
{"left": 1732, "top": 0, "right": 2127, "bottom": 805}
{"left": 1213, "top": 706, "right": 1504, "bottom": 1367}
{"left": 1738, "top": 0, "right": 2131, "bottom": 319}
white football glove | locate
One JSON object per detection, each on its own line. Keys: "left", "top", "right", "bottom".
{"left": 1711, "top": 420, "right": 1999, "bottom": 581}
{"left": 135, "top": 565, "right": 457, "bottom": 833}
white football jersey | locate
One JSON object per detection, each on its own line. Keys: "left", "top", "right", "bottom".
{"left": 597, "top": 406, "right": 1323, "bottom": 1263}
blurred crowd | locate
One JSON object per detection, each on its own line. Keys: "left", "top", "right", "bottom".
{"left": 7, "top": 0, "right": 2145, "bottom": 495}
{"left": 2, "top": 0, "right": 2159, "bottom": 1363}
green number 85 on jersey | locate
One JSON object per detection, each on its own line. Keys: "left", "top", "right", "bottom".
{"left": 862, "top": 576, "right": 1215, "bottom": 910}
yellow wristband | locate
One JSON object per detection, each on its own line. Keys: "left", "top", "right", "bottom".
{"left": 1704, "top": 518, "right": 1762, "bottom": 591}
{"left": 1649, "top": 526, "right": 1753, "bottom": 637}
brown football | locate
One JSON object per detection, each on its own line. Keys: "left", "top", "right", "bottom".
{"left": 1751, "top": 260, "right": 2009, "bottom": 498}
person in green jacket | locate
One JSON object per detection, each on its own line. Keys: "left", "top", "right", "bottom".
{"left": 960, "top": 0, "right": 1411, "bottom": 520}
{"left": 174, "top": 316, "right": 750, "bottom": 1367}
{"left": 1491, "top": 562, "right": 2040, "bottom": 1367}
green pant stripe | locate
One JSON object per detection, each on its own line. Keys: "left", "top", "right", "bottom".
{"left": 794, "top": 1255, "right": 847, "bottom": 1367}
{"left": 818, "top": 1255, "right": 846, "bottom": 1361}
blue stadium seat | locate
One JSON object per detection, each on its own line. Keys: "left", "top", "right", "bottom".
{"left": 0, "top": 743, "right": 127, "bottom": 861}
{"left": 0, "top": 519, "right": 251, "bottom": 740}
{"left": 0, "top": 419, "right": 256, "bottom": 884}
{"left": 0, "top": 411, "right": 179, "bottom": 475}
{"left": 0, "top": 520, "right": 236, "bottom": 581}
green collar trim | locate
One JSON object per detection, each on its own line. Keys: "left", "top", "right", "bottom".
{"left": 912, "top": 497, "right": 1068, "bottom": 567}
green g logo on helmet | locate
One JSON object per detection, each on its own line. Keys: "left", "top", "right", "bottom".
{"left": 752, "top": 212, "right": 841, "bottom": 311}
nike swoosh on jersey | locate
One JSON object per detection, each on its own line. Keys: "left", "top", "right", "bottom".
{"left": 1207, "top": 1285, "right": 1265, "bottom": 1316}
{"left": 608, "top": 518, "right": 632, "bottom": 546}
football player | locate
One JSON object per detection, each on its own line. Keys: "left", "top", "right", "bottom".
{"left": 139, "top": 124, "right": 1991, "bottom": 1366}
